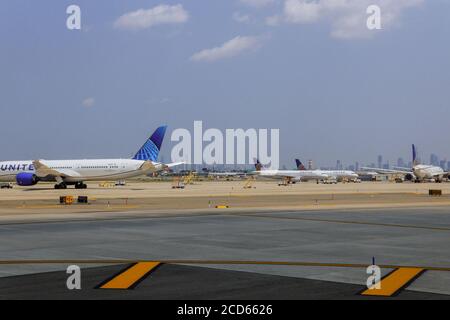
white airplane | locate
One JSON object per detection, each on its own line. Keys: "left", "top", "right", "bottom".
{"left": 253, "top": 160, "right": 328, "bottom": 183}
{"left": 208, "top": 172, "right": 244, "bottom": 177}
{"left": 362, "top": 144, "right": 448, "bottom": 183}
{"left": 0, "top": 125, "right": 183, "bottom": 189}
{"left": 295, "top": 159, "right": 360, "bottom": 183}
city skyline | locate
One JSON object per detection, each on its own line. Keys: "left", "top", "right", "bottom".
{"left": 181, "top": 149, "right": 450, "bottom": 172}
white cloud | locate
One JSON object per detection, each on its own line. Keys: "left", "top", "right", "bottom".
{"left": 191, "top": 36, "right": 263, "bottom": 62}
{"left": 239, "top": 0, "right": 275, "bottom": 8}
{"left": 282, "top": 0, "right": 424, "bottom": 39}
{"left": 233, "top": 12, "right": 251, "bottom": 23}
{"left": 114, "top": 4, "right": 189, "bottom": 30}
{"left": 265, "top": 15, "right": 281, "bottom": 26}
{"left": 284, "top": 0, "right": 322, "bottom": 23}
{"left": 82, "top": 97, "right": 95, "bottom": 108}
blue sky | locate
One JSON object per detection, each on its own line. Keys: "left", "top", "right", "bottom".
{"left": 1, "top": 0, "right": 449, "bottom": 167}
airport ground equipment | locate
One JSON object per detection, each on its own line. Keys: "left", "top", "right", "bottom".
{"left": 429, "top": 189, "right": 442, "bottom": 196}
{"left": 0, "top": 183, "right": 13, "bottom": 189}
{"left": 60, "top": 196, "right": 74, "bottom": 205}
{"left": 394, "top": 177, "right": 404, "bottom": 183}
{"left": 77, "top": 196, "right": 89, "bottom": 204}
{"left": 322, "top": 178, "right": 338, "bottom": 184}
{"left": 172, "top": 177, "right": 185, "bottom": 189}
{"left": 278, "top": 177, "right": 292, "bottom": 186}
{"left": 99, "top": 182, "right": 115, "bottom": 188}
{"left": 183, "top": 172, "right": 196, "bottom": 185}
{"left": 243, "top": 176, "right": 255, "bottom": 189}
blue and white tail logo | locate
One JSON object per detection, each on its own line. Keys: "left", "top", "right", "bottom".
{"left": 295, "top": 159, "right": 306, "bottom": 170}
{"left": 133, "top": 125, "right": 167, "bottom": 162}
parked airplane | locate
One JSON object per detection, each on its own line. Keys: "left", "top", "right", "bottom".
{"left": 0, "top": 125, "right": 182, "bottom": 189}
{"left": 295, "top": 159, "right": 360, "bottom": 183}
{"left": 253, "top": 160, "right": 328, "bottom": 184}
{"left": 362, "top": 144, "right": 448, "bottom": 183}
{"left": 208, "top": 172, "right": 245, "bottom": 178}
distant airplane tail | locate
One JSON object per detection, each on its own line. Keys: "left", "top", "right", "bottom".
{"left": 295, "top": 159, "right": 306, "bottom": 170}
{"left": 133, "top": 125, "right": 167, "bottom": 162}
{"left": 254, "top": 159, "right": 263, "bottom": 171}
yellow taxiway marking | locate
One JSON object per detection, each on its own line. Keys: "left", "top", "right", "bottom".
{"left": 100, "top": 262, "right": 160, "bottom": 290}
{"left": 362, "top": 268, "right": 425, "bottom": 297}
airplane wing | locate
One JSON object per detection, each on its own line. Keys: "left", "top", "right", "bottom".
{"left": 139, "top": 161, "right": 157, "bottom": 172}
{"left": 32, "top": 160, "right": 81, "bottom": 179}
{"left": 140, "top": 161, "right": 184, "bottom": 173}
{"left": 433, "top": 171, "right": 450, "bottom": 178}
{"left": 360, "top": 167, "right": 412, "bottom": 174}
{"left": 165, "top": 162, "right": 185, "bottom": 169}
{"left": 392, "top": 166, "right": 412, "bottom": 172}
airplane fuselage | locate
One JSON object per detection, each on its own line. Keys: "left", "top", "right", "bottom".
{"left": 0, "top": 159, "right": 160, "bottom": 183}
{"left": 255, "top": 169, "right": 327, "bottom": 181}
{"left": 413, "top": 164, "right": 445, "bottom": 181}
{"left": 256, "top": 169, "right": 359, "bottom": 182}
{"left": 316, "top": 170, "right": 359, "bottom": 181}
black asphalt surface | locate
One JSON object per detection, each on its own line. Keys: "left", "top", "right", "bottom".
{"left": 0, "top": 264, "right": 448, "bottom": 300}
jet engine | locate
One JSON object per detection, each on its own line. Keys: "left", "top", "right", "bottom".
{"left": 16, "top": 172, "right": 39, "bottom": 186}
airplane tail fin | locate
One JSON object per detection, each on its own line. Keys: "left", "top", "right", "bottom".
{"left": 254, "top": 158, "right": 262, "bottom": 171}
{"left": 412, "top": 144, "right": 419, "bottom": 166}
{"left": 133, "top": 125, "right": 167, "bottom": 162}
{"left": 295, "top": 159, "right": 306, "bottom": 170}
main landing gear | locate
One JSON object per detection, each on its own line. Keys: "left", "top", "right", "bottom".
{"left": 54, "top": 182, "right": 87, "bottom": 189}
{"left": 75, "top": 182, "right": 87, "bottom": 189}
{"left": 54, "top": 182, "right": 67, "bottom": 189}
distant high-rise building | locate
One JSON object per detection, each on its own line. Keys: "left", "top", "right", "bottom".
{"left": 397, "top": 157, "right": 405, "bottom": 168}
{"left": 355, "top": 162, "right": 360, "bottom": 171}
{"left": 440, "top": 160, "right": 447, "bottom": 170}
{"left": 377, "top": 155, "right": 383, "bottom": 169}
{"left": 336, "top": 160, "right": 343, "bottom": 170}
{"left": 308, "top": 160, "right": 313, "bottom": 170}
{"left": 447, "top": 161, "right": 450, "bottom": 171}
{"left": 430, "top": 154, "right": 439, "bottom": 166}
{"left": 383, "top": 161, "right": 390, "bottom": 170}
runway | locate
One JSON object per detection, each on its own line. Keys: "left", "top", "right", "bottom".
{"left": 0, "top": 205, "right": 449, "bottom": 299}
{"left": 2, "top": 181, "right": 450, "bottom": 224}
